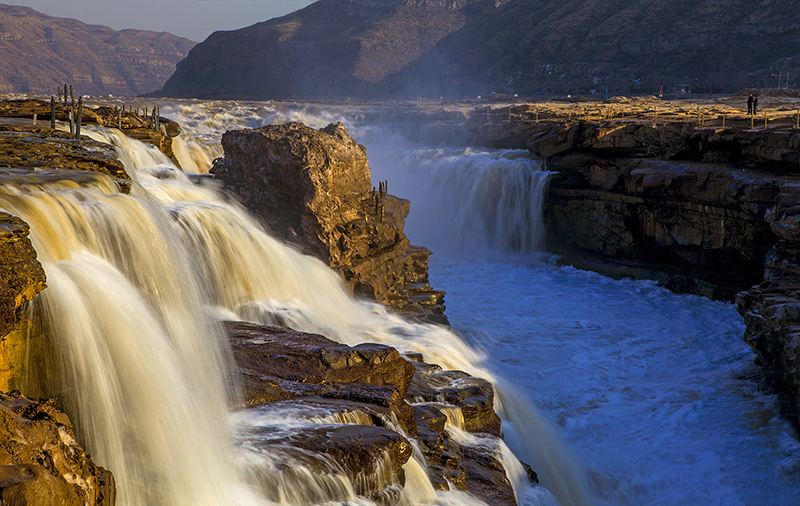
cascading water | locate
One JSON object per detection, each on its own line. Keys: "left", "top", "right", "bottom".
{"left": 14, "top": 96, "right": 794, "bottom": 506}
{"left": 0, "top": 114, "right": 592, "bottom": 506}
{"left": 365, "top": 145, "right": 550, "bottom": 257}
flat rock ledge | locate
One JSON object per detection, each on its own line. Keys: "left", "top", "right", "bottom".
{"left": 213, "top": 122, "right": 447, "bottom": 324}
{"left": 227, "top": 321, "right": 533, "bottom": 505}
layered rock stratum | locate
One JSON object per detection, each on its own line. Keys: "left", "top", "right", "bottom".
{"left": 162, "top": 0, "right": 800, "bottom": 99}
{"left": 0, "top": 5, "right": 195, "bottom": 96}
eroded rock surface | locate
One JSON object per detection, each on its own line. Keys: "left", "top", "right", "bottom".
{"left": 214, "top": 122, "right": 446, "bottom": 323}
{"left": 0, "top": 213, "right": 47, "bottom": 395}
{"left": 0, "top": 125, "right": 128, "bottom": 180}
{"left": 0, "top": 391, "right": 115, "bottom": 506}
{"left": 737, "top": 181, "right": 800, "bottom": 421}
{"left": 226, "top": 320, "right": 520, "bottom": 505}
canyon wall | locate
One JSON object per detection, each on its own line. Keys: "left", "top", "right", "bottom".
{"left": 528, "top": 118, "right": 800, "bottom": 423}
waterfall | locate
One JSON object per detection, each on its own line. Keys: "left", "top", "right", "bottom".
{"left": 0, "top": 115, "right": 590, "bottom": 506}
{"left": 364, "top": 143, "right": 551, "bottom": 258}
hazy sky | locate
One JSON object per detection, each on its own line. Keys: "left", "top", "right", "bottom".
{"left": 5, "top": 1, "right": 315, "bottom": 41}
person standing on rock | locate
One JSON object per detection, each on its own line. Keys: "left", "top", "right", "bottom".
{"left": 753, "top": 95, "right": 759, "bottom": 115}
{"left": 748, "top": 94, "right": 754, "bottom": 115}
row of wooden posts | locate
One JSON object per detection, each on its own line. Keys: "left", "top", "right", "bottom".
{"left": 488, "top": 105, "right": 800, "bottom": 130}
{"left": 46, "top": 84, "right": 162, "bottom": 140}
{"left": 369, "top": 180, "right": 389, "bottom": 223}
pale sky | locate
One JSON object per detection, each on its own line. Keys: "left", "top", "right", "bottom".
{"left": 4, "top": 0, "right": 316, "bottom": 41}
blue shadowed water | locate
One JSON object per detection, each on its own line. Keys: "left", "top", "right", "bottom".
{"left": 429, "top": 258, "right": 800, "bottom": 506}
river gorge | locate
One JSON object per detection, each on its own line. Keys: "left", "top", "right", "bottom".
{"left": 0, "top": 97, "right": 799, "bottom": 506}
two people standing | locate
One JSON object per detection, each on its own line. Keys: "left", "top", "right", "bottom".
{"left": 747, "top": 94, "right": 759, "bottom": 115}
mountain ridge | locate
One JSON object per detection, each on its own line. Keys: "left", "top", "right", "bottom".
{"left": 162, "top": 0, "right": 800, "bottom": 99}
{"left": 0, "top": 4, "right": 196, "bottom": 96}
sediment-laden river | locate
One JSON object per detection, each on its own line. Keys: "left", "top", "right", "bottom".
{"left": 2, "top": 97, "right": 799, "bottom": 505}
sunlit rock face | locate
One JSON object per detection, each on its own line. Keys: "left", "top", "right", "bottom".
{"left": 214, "top": 122, "right": 447, "bottom": 323}
{"left": 0, "top": 391, "right": 116, "bottom": 506}
{"left": 0, "top": 213, "right": 46, "bottom": 395}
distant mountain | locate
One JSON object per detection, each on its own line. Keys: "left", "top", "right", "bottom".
{"left": 162, "top": 0, "right": 800, "bottom": 100}
{"left": 161, "top": 0, "right": 507, "bottom": 99}
{"left": 0, "top": 4, "right": 196, "bottom": 97}
{"left": 398, "top": 0, "right": 800, "bottom": 97}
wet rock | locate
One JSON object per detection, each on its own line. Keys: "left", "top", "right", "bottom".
{"left": 215, "top": 122, "right": 447, "bottom": 323}
{"left": 407, "top": 364, "right": 502, "bottom": 437}
{"left": 0, "top": 391, "right": 115, "bottom": 506}
{"left": 226, "top": 320, "right": 417, "bottom": 434}
{"left": 244, "top": 422, "right": 412, "bottom": 505}
{"left": 226, "top": 321, "right": 415, "bottom": 393}
{"left": 412, "top": 405, "right": 466, "bottom": 490}
{"left": 459, "top": 442, "right": 516, "bottom": 506}
{"left": 0, "top": 126, "right": 128, "bottom": 179}
{"left": 0, "top": 213, "right": 45, "bottom": 338}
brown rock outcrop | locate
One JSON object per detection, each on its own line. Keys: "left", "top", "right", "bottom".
{"left": 0, "top": 126, "right": 128, "bottom": 180}
{"left": 737, "top": 182, "right": 800, "bottom": 422}
{"left": 0, "top": 391, "right": 115, "bottom": 506}
{"left": 0, "top": 213, "right": 46, "bottom": 395}
{"left": 213, "top": 121, "right": 446, "bottom": 323}
{"left": 525, "top": 118, "right": 800, "bottom": 428}
{"left": 534, "top": 120, "right": 786, "bottom": 299}
{"left": 226, "top": 320, "right": 518, "bottom": 505}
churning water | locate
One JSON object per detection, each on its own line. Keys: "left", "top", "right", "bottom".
{"left": 2, "top": 97, "right": 799, "bottom": 505}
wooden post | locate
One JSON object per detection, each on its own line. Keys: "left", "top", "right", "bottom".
{"left": 63, "top": 84, "right": 67, "bottom": 106}
{"left": 69, "top": 110, "right": 74, "bottom": 134}
{"left": 796, "top": 110, "right": 799, "bottom": 129}
{"left": 32, "top": 114, "right": 37, "bottom": 125}
{"left": 69, "top": 86, "right": 74, "bottom": 108}
{"left": 723, "top": 114, "right": 726, "bottom": 129}
{"left": 50, "top": 96, "right": 56, "bottom": 129}
{"left": 751, "top": 114, "right": 754, "bottom": 129}
{"left": 75, "top": 96, "right": 83, "bottom": 139}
